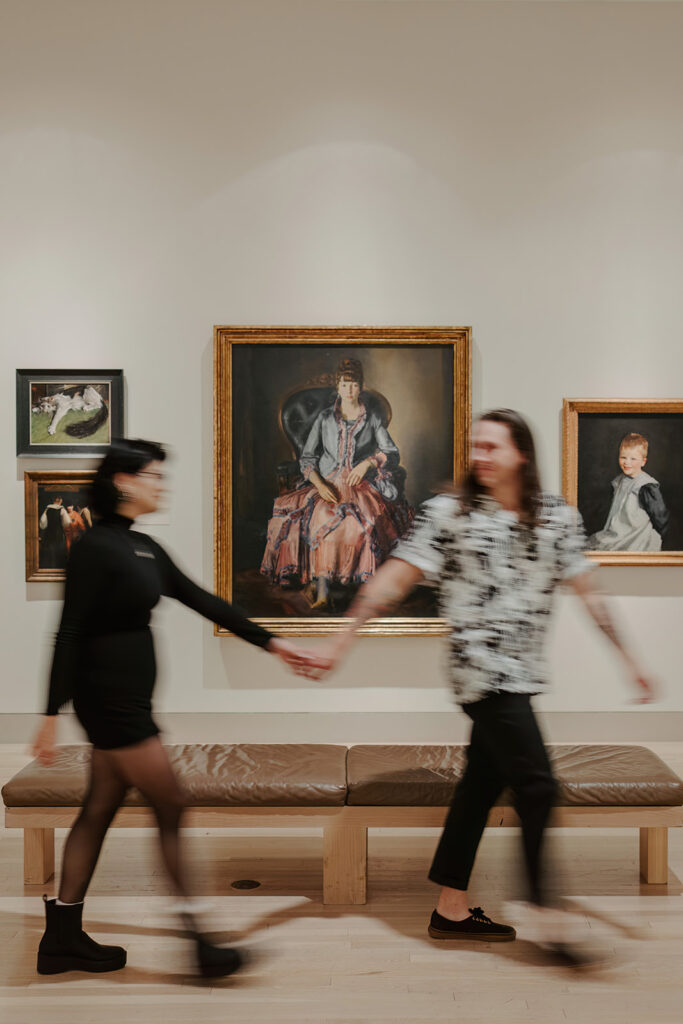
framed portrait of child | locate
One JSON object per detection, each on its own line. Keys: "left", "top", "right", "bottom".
{"left": 563, "top": 399, "right": 683, "bottom": 565}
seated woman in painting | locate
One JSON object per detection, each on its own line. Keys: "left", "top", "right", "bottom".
{"left": 260, "top": 357, "right": 414, "bottom": 609}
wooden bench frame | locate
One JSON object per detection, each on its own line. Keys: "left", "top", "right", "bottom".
{"left": 6, "top": 802, "right": 682, "bottom": 904}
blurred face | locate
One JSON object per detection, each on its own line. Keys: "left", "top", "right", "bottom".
{"left": 115, "top": 460, "right": 166, "bottom": 514}
{"left": 337, "top": 376, "right": 361, "bottom": 403}
{"left": 619, "top": 445, "right": 646, "bottom": 477}
{"left": 471, "top": 419, "right": 527, "bottom": 491}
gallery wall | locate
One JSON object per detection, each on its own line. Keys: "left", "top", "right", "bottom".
{"left": 2, "top": 0, "right": 683, "bottom": 740}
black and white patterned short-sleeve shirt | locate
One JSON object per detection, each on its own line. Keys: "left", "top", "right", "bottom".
{"left": 393, "top": 492, "right": 593, "bottom": 705}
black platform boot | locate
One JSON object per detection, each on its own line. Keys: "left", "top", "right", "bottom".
{"left": 37, "top": 896, "right": 127, "bottom": 975}
{"left": 179, "top": 911, "right": 245, "bottom": 979}
{"left": 195, "top": 935, "right": 244, "bottom": 978}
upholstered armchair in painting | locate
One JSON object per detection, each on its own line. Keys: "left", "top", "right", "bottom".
{"left": 275, "top": 378, "right": 407, "bottom": 498}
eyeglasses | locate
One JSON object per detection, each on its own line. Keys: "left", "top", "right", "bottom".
{"left": 138, "top": 471, "right": 165, "bottom": 480}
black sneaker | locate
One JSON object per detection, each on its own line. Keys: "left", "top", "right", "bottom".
{"left": 428, "top": 906, "right": 516, "bottom": 942}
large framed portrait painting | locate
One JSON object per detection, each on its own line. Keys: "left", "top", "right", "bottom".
{"left": 563, "top": 399, "right": 683, "bottom": 565}
{"left": 215, "top": 326, "right": 472, "bottom": 634}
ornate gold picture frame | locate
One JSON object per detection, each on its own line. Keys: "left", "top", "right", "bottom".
{"left": 563, "top": 398, "right": 683, "bottom": 566}
{"left": 25, "top": 470, "right": 96, "bottom": 581}
{"left": 214, "top": 326, "right": 472, "bottom": 635}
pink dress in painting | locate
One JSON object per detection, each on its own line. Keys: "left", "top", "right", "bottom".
{"left": 261, "top": 399, "right": 413, "bottom": 587}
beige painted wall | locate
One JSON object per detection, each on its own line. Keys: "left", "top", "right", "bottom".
{"left": 2, "top": 1, "right": 682, "bottom": 734}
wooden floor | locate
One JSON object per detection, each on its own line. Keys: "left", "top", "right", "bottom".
{"left": 2, "top": 743, "right": 683, "bottom": 1024}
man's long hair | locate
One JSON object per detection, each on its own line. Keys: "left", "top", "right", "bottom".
{"left": 452, "top": 408, "right": 543, "bottom": 528}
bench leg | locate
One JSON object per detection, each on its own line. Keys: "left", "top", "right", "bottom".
{"left": 639, "top": 827, "right": 668, "bottom": 884}
{"left": 323, "top": 824, "right": 367, "bottom": 905}
{"left": 24, "top": 828, "right": 55, "bottom": 885}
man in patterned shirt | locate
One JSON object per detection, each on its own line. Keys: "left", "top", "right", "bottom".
{"left": 318, "top": 409, "right": 654, "bottom": 953}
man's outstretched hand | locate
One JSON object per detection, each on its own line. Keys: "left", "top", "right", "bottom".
{"left": 629, "top": 669, "right": 657, "bottom": 704}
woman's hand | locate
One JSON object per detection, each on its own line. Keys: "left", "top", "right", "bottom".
{"left": 31, "top": 716, "right": 57, "bottom": 766}
{"left": 267, "top": 638, "right": 332, "bottom": 679}
{"left": 347, "top": 458, "right": 373, "bottom": 487}
{"left": 315, "top": 481, "right": 339, "bottom": 504}
{"left": 308, "top": 470, "right": 338, "bottom": 504}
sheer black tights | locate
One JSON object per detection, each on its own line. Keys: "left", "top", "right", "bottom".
{"left": 58, "top": 737, "right": 188, "bottom": 903}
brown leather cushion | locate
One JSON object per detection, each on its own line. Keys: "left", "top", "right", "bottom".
{"left": 1, "top": 744, "right": 348, "bottom": 808}
{"left": 346, "top": 744, "right": 683, "bottom": 807}
{"left": 5, "top": 742, "right": 682, "bottom": 811}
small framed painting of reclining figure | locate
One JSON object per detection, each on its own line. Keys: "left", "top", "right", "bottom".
{"left": 16, "top": 369, "right": 123, "bottom": 457}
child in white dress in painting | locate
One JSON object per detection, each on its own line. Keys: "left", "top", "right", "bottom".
{"left": 588, "top": 432, "right": 669, "bottom": 551}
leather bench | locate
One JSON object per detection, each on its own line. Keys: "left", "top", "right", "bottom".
{"left": 3, "top": 742, "right": 682, "bottom": 905}
{"left": 1, "top": 743, "right": 352, "bottom": 903}
{"left": 345, "top": 743, "right": 683, "bottom": 899}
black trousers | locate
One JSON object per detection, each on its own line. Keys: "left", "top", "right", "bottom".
{"left": 428, "top": 692, "right": 556, "bottom": 905}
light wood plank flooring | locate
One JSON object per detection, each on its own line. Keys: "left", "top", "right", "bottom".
{"left": 1, "top": 743, "right": 682, "bottom": 1023}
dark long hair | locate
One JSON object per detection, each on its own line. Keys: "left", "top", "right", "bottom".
{"left": 452, "top": 408, "right": 542, "bottom": 528}
{"left": 90, "top": 438, "right": 166, "bottom": 517}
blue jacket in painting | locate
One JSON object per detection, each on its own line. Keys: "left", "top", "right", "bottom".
{"left": 299, "top": 398, "right": 401, "bottom": 501}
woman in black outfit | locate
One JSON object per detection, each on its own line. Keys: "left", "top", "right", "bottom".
{"left": 32, "top": 439, "right": 321, "bottom": 978}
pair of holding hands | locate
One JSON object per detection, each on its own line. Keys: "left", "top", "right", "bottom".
{"left": 267, "top": 638, "right": 340, "bottom": 680}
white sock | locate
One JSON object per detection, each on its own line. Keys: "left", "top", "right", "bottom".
{"left": 55, "top": 899, "right": 83, "bottom": 906}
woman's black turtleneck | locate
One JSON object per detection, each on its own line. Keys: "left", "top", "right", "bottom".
{"left": 46, "top": 513, "right": 273, "bottom": 717}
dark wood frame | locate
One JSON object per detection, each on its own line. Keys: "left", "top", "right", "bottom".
{"left": 16, "top": 369, "right": 123, "bottom": 457}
